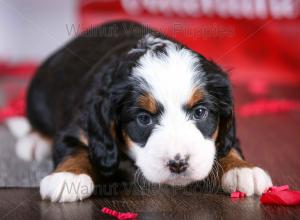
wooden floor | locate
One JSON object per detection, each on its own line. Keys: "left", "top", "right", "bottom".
{"left": 0, "top": 188, "right": 300, "bottom": 220}
{"left": 0, "top": 187, "right": 300, "bottom": 220}
{"left": 0, "top": 85, "right": 300, "bottom": 220}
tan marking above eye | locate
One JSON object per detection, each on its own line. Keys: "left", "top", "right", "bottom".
{"left": 187, "top": 88, "right": 204, "bottom": 109}
{"left": 137, "top": 93, "right": 158, "bottom": 114}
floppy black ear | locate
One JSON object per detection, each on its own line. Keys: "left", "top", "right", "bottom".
{"left": 86, "top": 58, "right": 134, "bottom": 177}
{"left": 202, "top": 59, "right": 242, "bottom": 159}
{"left": 216, "top": 108, "right": 243, "bottom": 158}
{"left": 87, "top": 95, "right": 119, "bottom": 176}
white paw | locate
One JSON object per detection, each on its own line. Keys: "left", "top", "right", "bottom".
{"left": 40, "top": 172, "right": 94, "bottom": 202}
{"left": 6, "top": 117, "right": 31, "bottom": 138}
{"left": 222, "top": 167, "right": 272, "bottom": 196}
{"left": 15, "top": 132, "right": 52, "bottom": 162}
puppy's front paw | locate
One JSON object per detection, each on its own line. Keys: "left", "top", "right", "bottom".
{"left": 40, "top": 172, "right": 94, "bottom": 202}
{"left": 222, "top": 167, "right": 272, "bottom": 196}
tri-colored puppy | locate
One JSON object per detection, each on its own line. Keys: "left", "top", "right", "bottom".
{"left": 21, "top": 21, "right": 272, "bottom": 202}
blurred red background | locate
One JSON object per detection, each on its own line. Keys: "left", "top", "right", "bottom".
{"left": 79, "top": 0, "right": 300, "bottom": 86}
{"left": 0, "top": 0, "right": 300, "bottom": 119}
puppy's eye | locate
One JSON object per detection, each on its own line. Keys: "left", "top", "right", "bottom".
{"left": 137, "top": 113, "right": 152, "bottom": 126}
{"left": 193, "top": 106, "right": 208, "bottom": 120}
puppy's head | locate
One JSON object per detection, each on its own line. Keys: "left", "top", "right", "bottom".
{"left": 91, "top": 34, "right": 234, "bottom": 185}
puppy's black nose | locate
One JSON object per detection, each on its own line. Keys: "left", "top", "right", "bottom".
{"left": 167, "top": 155, "right": 189, "bottom": 174}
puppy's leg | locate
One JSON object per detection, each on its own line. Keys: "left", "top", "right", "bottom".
{"left": 15, "top": 131, "right": 52, "bottom": 162}
{"left": 40, "top": 148, "right": 96, "bottom": 202}
{"left": 7, "top": 116, "right": 52, "bottom": 162}
{"left": 219, "top": 149, "right": 272, "bottom": 196}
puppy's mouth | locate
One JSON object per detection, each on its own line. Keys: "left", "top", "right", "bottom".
{"left": 135, "top": 167, "right": 195, "bottom": 187}
{"left": 157, "top": 168, "right": 197, "bottom": 186}
{"left": 163, "top": 174, "right": 194, "bottom": 186}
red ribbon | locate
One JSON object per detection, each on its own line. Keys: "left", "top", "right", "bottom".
{"left": 230, "top": 185, "right": 300, "bottom": 206}
{"left": 260, "top": 185, "right": 300, "bottom": 206}
{"left": 230, "top": 191, "right": 246, "bottom": 198}
{"left": 101, "top": 207, "right": 138, "bottom": 219}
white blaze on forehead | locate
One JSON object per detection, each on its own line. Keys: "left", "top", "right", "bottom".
{"left": 132, "top": 36, "right": 204, "bottom": 107}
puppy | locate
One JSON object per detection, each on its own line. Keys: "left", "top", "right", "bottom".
{"left": 23, "top": 21, "right": 272, "bottom": 202}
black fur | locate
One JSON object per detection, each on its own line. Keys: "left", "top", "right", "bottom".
{"left": 201, "top": 58, "right": 242, "bottom": 158}
{"left": 27, "top": 21, "right": 242, "bottom": 179}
